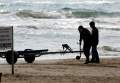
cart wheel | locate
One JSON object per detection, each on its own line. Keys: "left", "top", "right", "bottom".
{"left": 24, "top": 49, "right": 35, "bottom": 63}
{"left": 76, "top": 56, "right": 81, "bottom": 60}
{"left": 5, "top": 50, "right": 18, "bottom": 64}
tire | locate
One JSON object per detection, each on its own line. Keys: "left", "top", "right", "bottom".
{"left": 24, "top": 49, "right": 35, "bottom": 63}
{"left": 5, "top": 50, "right": 18, "bottom": 64}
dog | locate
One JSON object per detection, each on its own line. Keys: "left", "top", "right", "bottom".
{"left": 62, "top": 44, "right": 73, "bottom": 52}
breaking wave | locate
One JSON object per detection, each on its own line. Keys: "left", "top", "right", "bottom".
{"left": 61, "top": 7, "right": 120, "bottom": 18}
{"left": 101, "top": 46, "right": 120, "bottom": 52}
{"left": 15, "top": 8, "right": 120, "bottom": 19}
{"left": 16, "top": 10, "right": 65, "bottom": 19}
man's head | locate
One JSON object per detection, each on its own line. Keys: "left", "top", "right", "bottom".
{"left": 89, "top": 21, "right": 95, "bottom": 28}
{"left": 78, "top": 25, "right": 84, "bottom": 32}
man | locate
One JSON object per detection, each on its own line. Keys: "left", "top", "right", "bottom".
{"left": 89, "top": 21, "right": 100, "bottom": 63}
{"left": 78, "top": 25, "right": 92, "bottom": 64}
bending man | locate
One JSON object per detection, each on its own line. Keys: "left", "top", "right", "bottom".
{"left": 78, "top": 25, "right": 92, "bottom": 64}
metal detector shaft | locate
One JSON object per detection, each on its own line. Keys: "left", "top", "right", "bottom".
{"left": 79, "top": 40, "right": 82, "bottom": 58}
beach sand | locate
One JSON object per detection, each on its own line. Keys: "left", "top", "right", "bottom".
{"left": 0, "top": 58, "right": 120, "bottom": 83}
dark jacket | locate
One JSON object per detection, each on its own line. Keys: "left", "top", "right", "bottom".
{"left": 91, "top": 27, "right": 99, "bottom": 46}
{"left": 80, "top": 28, "right": 92, "bottom": 46}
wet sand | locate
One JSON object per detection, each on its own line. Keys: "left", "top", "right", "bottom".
{"left": 0, "top": 58, "right": 120, "bottom": 83}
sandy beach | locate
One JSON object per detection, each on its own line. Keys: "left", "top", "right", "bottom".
{"left": 0, "top": 57, "right": 120, "bottom": 83}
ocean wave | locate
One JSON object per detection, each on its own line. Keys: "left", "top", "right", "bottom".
{"left": 61, "top": 7, "right": 73, "bottom": 11}
{"left": 101, "top": 46, "right": 120, "bottom": 52}
{"left": 15, "top": 8, "right": 120, "bottom": 19}
{"left": 61, "top": 7, "right": 120, "bottom": 18}
{"left": 99, "top": 27, "right": 120, "bottom": 31}
{"left": 71, "top": 10, "right": 119, "bottom": 18}
{"left": 16, "top": 10, "right": 65, "bottom": 19}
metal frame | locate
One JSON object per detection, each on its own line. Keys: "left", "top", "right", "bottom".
{"left": 0, "top": 49, "right": 82, "bottom": 63}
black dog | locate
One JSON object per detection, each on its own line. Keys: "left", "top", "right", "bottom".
{"left": 62, "top": 44, "right": 72, "bottom": 52}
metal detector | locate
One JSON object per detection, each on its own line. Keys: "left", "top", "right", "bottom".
{"left": 76, "top": 40, "right": 81, "bottom": 60}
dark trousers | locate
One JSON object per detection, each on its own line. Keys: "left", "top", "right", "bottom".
{"left": 83, "top": 45, "right": 91, "bottom": 63}
{"left": 91, "top": 45, "right": 100, "bottom": 62}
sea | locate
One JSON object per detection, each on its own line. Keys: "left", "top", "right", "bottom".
{"left": 0, "top": 0, "right": 120, "bottom": 64}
